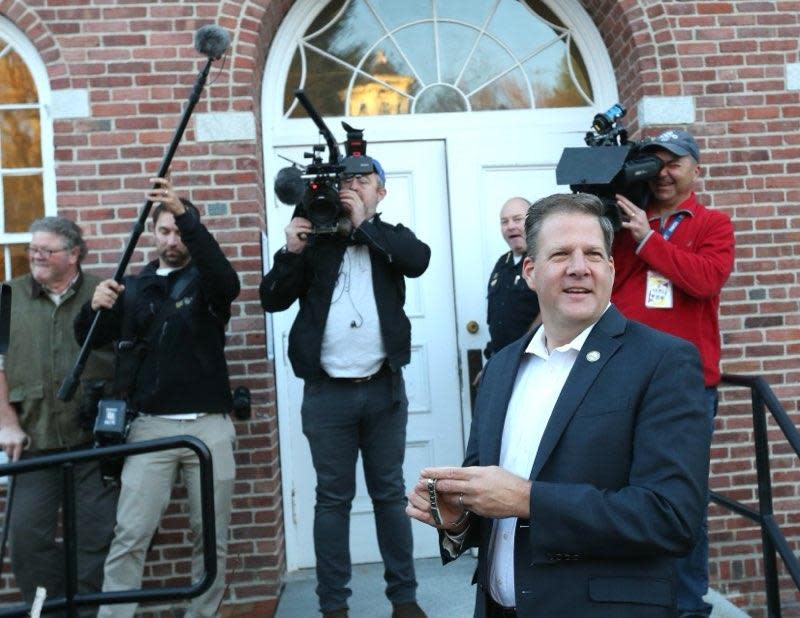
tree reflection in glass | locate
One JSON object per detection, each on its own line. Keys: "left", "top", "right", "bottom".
{"left": 285, "top": 0, "right": 594, "bottom": 117}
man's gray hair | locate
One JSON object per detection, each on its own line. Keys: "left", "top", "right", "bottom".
{"left": 525, "top": 193, "right": 614, "bottom": 259}
{"left": 29, "top": 216, "right": 88, "bottom": 263}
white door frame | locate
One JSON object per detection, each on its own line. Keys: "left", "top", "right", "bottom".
{"left": 261, "top": 0, "right": 620, "bottom": 572}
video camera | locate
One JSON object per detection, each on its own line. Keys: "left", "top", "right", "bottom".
{"left": 274, "top": 90, "right": 377, "bottom": 236}
{"left": 555, "top": 103, "right": 664, "bottom": 230}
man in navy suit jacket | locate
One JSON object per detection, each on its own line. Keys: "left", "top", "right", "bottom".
{"left": 407, "top": 193, "right": 710, "bottom": 617}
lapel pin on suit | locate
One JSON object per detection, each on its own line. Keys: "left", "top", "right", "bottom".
{"left": 586, "top": 350, "right": 601, "bottom": 362}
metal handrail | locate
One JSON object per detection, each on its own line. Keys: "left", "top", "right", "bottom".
{"left": 0, "top": 436, "right": 216, "bottom": 617}
{"left": 711, "top": 373, "right": 800, "bottom": 618}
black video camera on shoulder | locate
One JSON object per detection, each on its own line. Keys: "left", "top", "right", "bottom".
{"left": 273, "top": 90, "right": 378, "bottom": 236}
{"left": 555, "top": 103, "right": 664, "bottom": 230}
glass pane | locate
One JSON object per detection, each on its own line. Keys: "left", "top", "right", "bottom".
{"left": 415, "top": 84, "right": 468, "bottom": 114}
{"left": 437, "top": 0, "right": 497, "bottom": 27}
{"left": 469, "top": 68, "right": 530, "bottom": 111}
{"left": 1, "top": 110, "right": 42, "bottom": 168}
{"left": 350, "top": 74, "right": 413, "bottom": 116}
{"left": 457, "top": 35, "right": 514, "bottom": 94}
{"left": 393, "top": 23, "right": 436, "bottom": 87}
{"left": 488, "top": 0, "right": 563, "bottom": 60}
{"left": 307, "top": 0, "right": 384, "bottom": 65}
{"left": 306, "top": 0, "right": 346, "bottom": 35}
{"left": 283, "top": 49, "right": 304, "bottom": 116}
{"left": 371, "top": 0, "right": 431, "bottom": 30}
{"left": 437, "top": 22, "right": 480, "bottom": 84}
{"left": 3, "top": 174, "right": 44, "bottom": 233}
{"left": 289, "top": 48, "right": 352, "bottom": 118}
{"left": 569, "top": 39, "right": 593, "bottom": 102}
{"left": 0, "top": 49, "right": 38, "bottom": 104}
{"left": 9, "top": 244, "right": 28, "bottom": 278}
{"left": 524, "top": 39, "right": 587, "bottom": 107}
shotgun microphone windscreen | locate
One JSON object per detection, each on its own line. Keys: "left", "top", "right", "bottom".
{"left": 194, "top": 25, "right": 230, "bottom": 60}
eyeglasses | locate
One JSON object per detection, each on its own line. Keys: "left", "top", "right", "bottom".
{"left": 26, "top": 245, "right": 69, "bottom": 258}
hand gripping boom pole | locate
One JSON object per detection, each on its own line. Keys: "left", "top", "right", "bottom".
{"left": 58, "top": 25, "right": 230, "bottom": 402}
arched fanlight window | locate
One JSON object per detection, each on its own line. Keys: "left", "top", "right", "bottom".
{"left": 0, "top": 18, "right": 53, "bottom": 279}
{"left": 283, "top": 0, "right": 594, "bottom": 118}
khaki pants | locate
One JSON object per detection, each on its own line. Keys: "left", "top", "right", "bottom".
{"left": 97, "top": 414, "right": 236, "bottom": 618}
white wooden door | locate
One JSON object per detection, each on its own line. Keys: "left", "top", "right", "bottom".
{"left": 446, "top": 131, "right": 577, "bottom": 427}
{"left": 267, "top": 140, "right": 462, "bottom": 569}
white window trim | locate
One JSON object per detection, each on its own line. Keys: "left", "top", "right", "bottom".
{"left": 0, "top": 16, "right": 57, "bottom": 280}
{"left": 264, "top": 0, "right": 618, "bottom": 126}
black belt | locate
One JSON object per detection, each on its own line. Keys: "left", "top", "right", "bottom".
{"left": 486, "top": 596, "right": 516, "bottom": 618}
{"left": 325, "top": 363, "right": 390, "bottom": 384}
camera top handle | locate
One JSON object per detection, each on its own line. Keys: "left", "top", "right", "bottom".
{"left": 294, "top": 89, "right": 341, "bottom": 165}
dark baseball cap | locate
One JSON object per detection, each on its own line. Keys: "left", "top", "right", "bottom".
{"left": 641, "top": 129, "right": 700, "bottom": 161}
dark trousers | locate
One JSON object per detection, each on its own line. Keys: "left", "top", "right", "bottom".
{"left": 485, "top": 594, "right": 516, "bottom": 618}
{"left": 300, "top": 370, "right": 417, "bottom": 612}
{"left": 9, "top": 456, "right": 118, "bottom": 617}
{"left": 674, "top": 386, "right": 718, "bottom": 617}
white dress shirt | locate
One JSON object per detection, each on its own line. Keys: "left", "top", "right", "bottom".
{"left": 487, "top": 321, "right": 597, "bottom": 608}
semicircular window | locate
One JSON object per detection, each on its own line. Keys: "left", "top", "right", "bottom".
{"left": 0, "top": 20, "right": 47, "bottom": 278}
{"left": 284, "top": 0, "right": 594, "bottom": 118}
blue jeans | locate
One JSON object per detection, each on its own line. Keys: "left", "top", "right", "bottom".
{"left": 300, "top": 370, "right": 417, "bottom": 612}
{"left": 675, "top": 386, "right": 718, "bottom": 616}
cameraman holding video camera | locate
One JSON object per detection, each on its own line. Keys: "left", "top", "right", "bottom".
{"left": 261, "top": 156, "right": 430, "bottom": 618}
{"left": 0, "top": 216, "right": 116, "bottom": 613}
{"left": 611, "top": 129, "right": 734, "bottom": 618}
{"left": 75, "top": 178, "right": 240, "bottom": 618}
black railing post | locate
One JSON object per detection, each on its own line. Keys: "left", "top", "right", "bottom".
{"left": 751, "top": 388, "right": 781, "bottom": 617}
{"left": 0, "top": 437, "right": 216, "bottom": 617}
{"left": 62, "top": 462, "right": 79, "bottom": 618}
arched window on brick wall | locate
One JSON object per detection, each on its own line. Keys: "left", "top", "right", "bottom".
{"left": 0, "top": 17, "right": 56, "bottom": 279}
{"left": 283, "top": 0, "right": 595, "bottom": 118}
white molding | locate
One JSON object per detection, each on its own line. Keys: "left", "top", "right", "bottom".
{"left": 0, "top": 14, "right": 57, "bottom": 239}
{"left": 638, "top": 95, "right": 695, "bottom": 126}
{"left": 787, "top": 62, "right": 800, "bottom": 91}
{"left": 194, "top": 111, "right": 256, "bottom": 142}
{"left": 50, "top": 89, "right": 90, "bottom": 119}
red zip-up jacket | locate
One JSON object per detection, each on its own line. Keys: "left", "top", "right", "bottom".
{"left": 611, "top": 193, "right": 735, "bottom": 386}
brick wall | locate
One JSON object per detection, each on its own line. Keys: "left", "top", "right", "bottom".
{"left": 0, "top": 0, "right": 288, "bottom": 615}
{"left": 0, "top": 0, "right": 799, "bottom": 616}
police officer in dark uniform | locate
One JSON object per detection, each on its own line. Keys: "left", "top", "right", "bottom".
{"left": 484, "top": 197, "right": 540, "bottom": 359}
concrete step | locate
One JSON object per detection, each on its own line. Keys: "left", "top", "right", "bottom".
{"left": 275, "top": 557, "right": 751, "bottom": 617}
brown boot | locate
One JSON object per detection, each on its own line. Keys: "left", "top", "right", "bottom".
{"left": 322, "top": 609, "right": 348, "bottom": 618}
{"left": 392, "top": 601, "right": 427, "bottom": 618}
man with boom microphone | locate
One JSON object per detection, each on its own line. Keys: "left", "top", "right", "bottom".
{"left": 76, "top": 178, "right": 240, "bottom": 618}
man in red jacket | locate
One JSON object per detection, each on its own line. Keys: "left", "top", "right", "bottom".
{"left": 612, "top": 129, "right": 735, "bottom": 617}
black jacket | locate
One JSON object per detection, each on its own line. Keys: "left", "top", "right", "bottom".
{"left": 75, "top": 210, "right": 240, "bottom": 414}
{"left": 260, "top": 215, "right": 430, "bottom": 380}
{"left": 485, "top": 251, "right": 539, "bottom": 358}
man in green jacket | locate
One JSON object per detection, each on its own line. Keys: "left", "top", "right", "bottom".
{"left": 0, "top": 216, "right": 116, "bottom": 612}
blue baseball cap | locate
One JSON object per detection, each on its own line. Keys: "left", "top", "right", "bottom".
{"left": 641, "top": 129, "right": 700, "bottom": 161}
{"left": 368, "top": 156, "right": 386, "bottom": 185}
